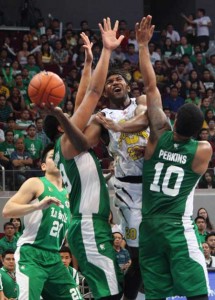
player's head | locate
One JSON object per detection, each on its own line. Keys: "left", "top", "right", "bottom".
{"left": 174, "top": 103, "right": 204, "bottom": 137}
{"left": 104, "top": 69, "right": 130, "bottom": 103}
{"left": 43, "top": 115, "right": 63, "bottom": 142}
{"left": 59, "top": 246, "right": 72, "bottom": 267}
{"left": 2, "top": 249, "right": 15, "bottom": 272}
{"left": 41, "top": 143, "right": 60, "bottom": 175}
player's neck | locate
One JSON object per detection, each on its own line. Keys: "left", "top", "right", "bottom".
{"left": 45, "top": 174, "right": 62, "bottom": 190}
{"left": 110, "top": 96, "right": 131, "bottom": 110}
{"left": 173, "top": 131, "right": 191, "bottom": 142}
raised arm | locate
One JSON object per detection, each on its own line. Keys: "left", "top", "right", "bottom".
{"left": 136, "top": 15, "right": 169, "bottom": 142}
{"left": 71, "top": 18, "right": 124, "bottom": 131}
{"left": 74, "top": 33, "right": 93, "bottom": 112}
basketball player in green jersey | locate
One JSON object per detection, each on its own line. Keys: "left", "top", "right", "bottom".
{"left": 43, "top": 18, "right": 124, "bottom": 300}
{"left": 2, "top": 143, "right": 86, "bottom": 300}
{"left": 136, "top": 16, "right": 212, "bottom": 299}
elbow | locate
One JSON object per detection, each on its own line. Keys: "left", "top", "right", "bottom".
{"left": 2, "top": 206, "right": 10, "bottom": 218}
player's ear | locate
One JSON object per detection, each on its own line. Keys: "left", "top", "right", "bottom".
{"left": 41, "top": 162, "right": 46, "bottom": 171}
{"left": 127, "top": 84, "right": 131, "bottom": 93}
{"left": 103, "top": 89, "right": 108, "bottom": 98}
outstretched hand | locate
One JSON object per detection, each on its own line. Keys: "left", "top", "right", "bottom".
{"left": 99, "top": 17, "right": 124, "bottom": 51}
{"left": 135, "top": 15, "right": 155, "bottom": 46}
{"left": 95, "top": 112, "right": 122, "bottom": 132}
{"left": 80, "top": 32, "right": 93, "bottom": 63}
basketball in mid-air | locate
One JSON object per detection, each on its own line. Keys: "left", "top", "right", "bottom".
{"left": 28, "top": 71, "right": 66, "bottom": 106}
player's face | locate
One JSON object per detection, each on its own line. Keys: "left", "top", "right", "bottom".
{"left": 60, "top": 252, "right": 72, "bottom": 267}
{"left": 104, "top": 75, "right": 130, "bottom": 102}
{"left": 43, "top": 149, "right": 60, "bottom": 175}
{"left": 2, "top": 254, "right": 15, "bottom": 272}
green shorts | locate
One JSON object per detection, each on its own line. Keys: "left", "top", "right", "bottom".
{"left": 139, "top": 217, "right": 209, "bottom": 299}
{"left": 15, "top": 245, "right": 82, "bottom": 300}
{"left": 68, "top": 217, "right": 123, "bottom": 299}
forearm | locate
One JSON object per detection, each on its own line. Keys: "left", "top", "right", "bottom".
{"left": 54, "top": 109, "right": 89, "bottom": 152}
{"left": 74, "top": 59, "right": 92, "bottom": 112}
{"left": 2, "top": 201, "right": 39, "bottom": 218}
{"left": 72, "top": 48, "right": 112, "bottom": 130}
{"left": 139, "top": 44, "right": 156, "bottom": 91}
{"left": 118, "top": 113, "right": 148, "bottom": 133}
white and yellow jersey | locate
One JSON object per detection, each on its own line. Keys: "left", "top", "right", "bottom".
{"left": 102, "top": 98, "right": 149, "bottom": 178}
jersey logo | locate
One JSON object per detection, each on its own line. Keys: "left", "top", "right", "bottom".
{"left": 99, "top": 244, "right": 105, "bottom": 250}
{"left": 65, "top": 200, "right": 70, "bottom": 208}
{"left": 54, "top": 151, "right": 60, "bottom": 166}
{"left": 20, "top": 265, "right": 25, "bottom": 270}
{"left": 174, "top": 143, "right": 179, "bottom": 149}
{"left": 48, "top": 187, "right": 53, "bottom": 192}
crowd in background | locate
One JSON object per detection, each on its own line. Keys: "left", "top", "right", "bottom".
{"left": 0, "top": 10, "right": 215, "bottom": 189}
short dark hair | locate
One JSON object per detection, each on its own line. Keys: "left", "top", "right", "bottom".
{"left": 59, "top": 246, "right": 72, "bottom": 256}
{"left": 206, "top": 232, "right": 215, "bottom": 242}
{"left": 43, "top": 115, "right": 60, "bottom": 142}
{"left": 106, "top": 68, "right": 129, "bottom": 84}
{"left": 175, "top": 103, "right": 204, "bottom": 137}
{"left": 4, "top": 222, "right": 15, "bottom": 230}
{"left": 197, "top": 8, "right": 205, "bottom": 15}
{"left": 195, "top": 216, "right": 206, "bottom": 223}
{"left": 5, "top": 130, "right": 14, "bottom": 136}
{"left": 2, "top": 249, "right": 15, "bottom": 260}
{"left": 41, "top": 143, "right": 55, "bottom": 163}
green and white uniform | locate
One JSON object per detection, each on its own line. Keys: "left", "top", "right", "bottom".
{"left": 54, "top": 139, "right": 123, "bottom": 300}
{"left": 139, "top": 131, "right": 210, "bottom": 298}
{"left": 15, "top": 176, "right": 82, "bottom": 300}
{"left": 0, "top": 266, "right": 19, "bottom": 299}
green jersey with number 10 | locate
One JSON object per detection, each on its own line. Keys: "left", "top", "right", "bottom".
{"left": 142, "top": 131, "right": 201, "bottom": 218}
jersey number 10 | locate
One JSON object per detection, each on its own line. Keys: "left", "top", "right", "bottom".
{"left": 150, "top": 162, "right": 184, "bottom": 197}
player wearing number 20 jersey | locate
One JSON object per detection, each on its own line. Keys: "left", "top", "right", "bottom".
{"left": 140, "top": 130, "right": 210, "bottom": 298}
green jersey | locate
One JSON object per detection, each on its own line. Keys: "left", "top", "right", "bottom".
{"left": 0, "top": 236, "right": 17, "bottom": 255}
{"left": 0, "top": 267, "right": 19, "bottom": 298}
{"left": 54, "top": 138, "right": 110, "bottom": 219}
{"left": 142, "top": 131, "right": 201, "bottom": 218}
{"left": 24, "top": 137, "right": 43, "bottom": 159}
{"left": 0, "top": 142, "right": 15, "bottom": 158}
{"left": 17, "top": 177, "right": 70, "bottom": 251}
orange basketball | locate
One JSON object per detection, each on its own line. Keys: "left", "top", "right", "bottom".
{"left": 28, "top": 71, "right": 66, "bottom": 106}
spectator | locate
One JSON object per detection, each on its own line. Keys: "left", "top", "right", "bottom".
{"left": 186, "top": 70, "right": 205, "bottom": 96}
{"left": 1, "top": 64, "right": 15, "bottom": 89}
{"left": 163, "top": 107, "right": 174, "bottom": 127}
{"left": 8, "top": 87, "right": 26, "bottom": 118}
{"left": 182, "top": 13, "right": 196, "bottom": 44}
{"left": 154, "top": 60, "right": 168, "bottom": 91}
{"left": 176, "top": 36, "right": 193, "bottom": 57}
{"left": 17, "top": 41, "right": 30, "bottom": 67}
{"left": 59, "top": 246, "right": 79, "bottom": 286}
{"left": 0, "top": 250, "right": 18, "bottom": 299}
{"left": 110, "top": 45, "right": 126, "bottom": 66}
{"left": 6, "top": 117, "right": 24, "bottom": 141}
{"left": 208, "top": 120, "right": 215, "bottom": 143}
{"left": 163, "top": 86, "right": 185, "bottom": 116}
{"left": 92, "top": 43, "right": 102, "bottom": 67}
{"left": 206, "top": 55, "right": 215, "bottom": 80}
{"left": 10, "top": 138, "right": 33, "bottom": 188}
{"left": 24, "top": 124, "right": 43, "bottom": 168}
{"left": 125, "top": 43, "right": 139, "bottom": 69}
{"left": 185, "top": 89, "right": 201, "bottom": 107}
{"left": 10, "top": 218, "right": 23, "bottom": 239}
{"left": 113, "top": 232, "right": 131, "bottom": 273}
{"left": 166, "top": 23, "right": 180, "bottom": 45}
{"left": 11, "top": 60, "right": 22, "bottom": 77}
{"left": 63, "top": 100, "right": 74, "bottom": 118}
{"left": 197, "top": 207, "right": 214, "bottom": 233}
{"left": 165, "top": 71, "right": 186, "bottom": 98}
{"left": 15, "top": 109, "right": 34, "bottom": 136}
{"left": 25, "top": 54, "right": 41, "bottom": 79}
{"left": 0, "top": 222, "right": 17, "bottom": 261}
{"left": 0, "top": 94, "right": 13, "bottom": 128}
{"left": 161, "top": 38, "right": 176, "bottom": 68}
{"left": 201, "top": 69, "right": 215, "bottom": 91}
{"left": 35, "top": 117, "right": 50, "bottom": 147}
{"left": 182, "top": 8, "right": 212, "bottom": 50}
{"left": 0, "top": 130, "right": 15, "bottom": 170}
{"left": 149, "top": 42, "right": 161, "bottom": 65}
{"left": 0, "top": 76, "right": 10, "bottom": 99}
{"left": 175, "top": 61, "right": 188, "bottom": 82}
{"left": 192, "top": 52, "right": 207, "bottom": 77}
{"left": 202, "top": 242, "right": 215, "bottom": 268}
{"left": 200, "top": 97, "right": 213, "bottom": 116}
{"left": 128, "top": 29, "right": 138, "bottom": 52}
{"left": 198, "top": 170, "right": 215, "bottom": 189}
{"left": 37, "top": 41, "right": 53, "bottom": 69}
{"left": 52, "top": 39, "right": 69, "bottom": 67}
{"left": 195, "top": 216, "right": 208, "bottom": 243}
{"left": 181, "top": 54, "right": 193, "bottom": 74}
{"left": 206, "top": 233, "right": 215, "bottom": 256}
